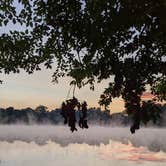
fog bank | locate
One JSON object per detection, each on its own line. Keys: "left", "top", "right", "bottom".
{"left": 0, "top": 125, "right": 166, "bottom": 152}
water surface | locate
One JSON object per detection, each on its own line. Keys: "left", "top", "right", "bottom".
{"left": 0, "top": 125, "right": 166, "bottom": 166}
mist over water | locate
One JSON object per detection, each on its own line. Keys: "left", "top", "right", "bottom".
{"left": 0, "top": 125, "right": 166, "bottom": 166}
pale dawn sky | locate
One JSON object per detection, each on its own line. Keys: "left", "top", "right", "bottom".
{"left": 0, "top": 67, "right": 125, "bottom": 112}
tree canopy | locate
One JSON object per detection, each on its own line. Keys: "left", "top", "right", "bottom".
{"left": 0, "top": 0, "right": 166, "bottom": 131}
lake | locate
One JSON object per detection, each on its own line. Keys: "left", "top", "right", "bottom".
{"left": 0, "top": 125, "right": 166, "bottom": 166}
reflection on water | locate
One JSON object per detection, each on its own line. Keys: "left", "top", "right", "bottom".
{"left": 0, "top": 141, "right": 166, "bottom": 166}
{"left": 0, "top": 125, "right": 166, "bottom": 166}
{"left": 99, "top": 141, "right": 166, "bottom": 163}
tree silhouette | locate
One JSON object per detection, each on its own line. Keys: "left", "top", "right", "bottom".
{"left": 0, "top": 0, "right": 166, "bottom": 132}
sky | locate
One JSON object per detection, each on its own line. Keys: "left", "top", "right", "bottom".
{"left": 0, "top": 67, "right": 125, "bottom": 112}
{"left": 0, "top": 65, "right": 156, "bottom": 113}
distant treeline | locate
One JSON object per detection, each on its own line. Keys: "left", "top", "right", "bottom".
{"left": 0, "top": 104, "right": 166, "bottom": 126}
{"left": 0, "top": 106, "right": 128, "bottom": 125}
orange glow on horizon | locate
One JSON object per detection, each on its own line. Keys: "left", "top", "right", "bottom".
{"left": 141, "top": 92, "right": 155, "bottom": 100}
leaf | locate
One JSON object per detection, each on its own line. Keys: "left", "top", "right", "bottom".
{"left": 4, "top": 19, "right": 8, "bottom": 25}
{"left": 12, "top": 18, "right": 16, "bottom": 24}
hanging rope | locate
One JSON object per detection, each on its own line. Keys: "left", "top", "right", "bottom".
{"left": 66, "top": 80, "right": 77, "bottom": 100}
{"left": 66, "top": 84, "right": 73, "bottom": 100}
{"left": 73, "top": 83, "right": 76, "bottom": 98}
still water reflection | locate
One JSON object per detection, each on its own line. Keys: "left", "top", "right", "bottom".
{"left": 0, "top": 125, "right": 166, "bottom": 166}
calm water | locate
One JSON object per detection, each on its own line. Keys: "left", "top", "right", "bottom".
{"left": 0, "top": 125, "right": 166, "bottom": 166}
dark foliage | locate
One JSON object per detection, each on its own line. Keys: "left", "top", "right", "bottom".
{"left": 0, "top": 0, "right": 166, "bottom": 132}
